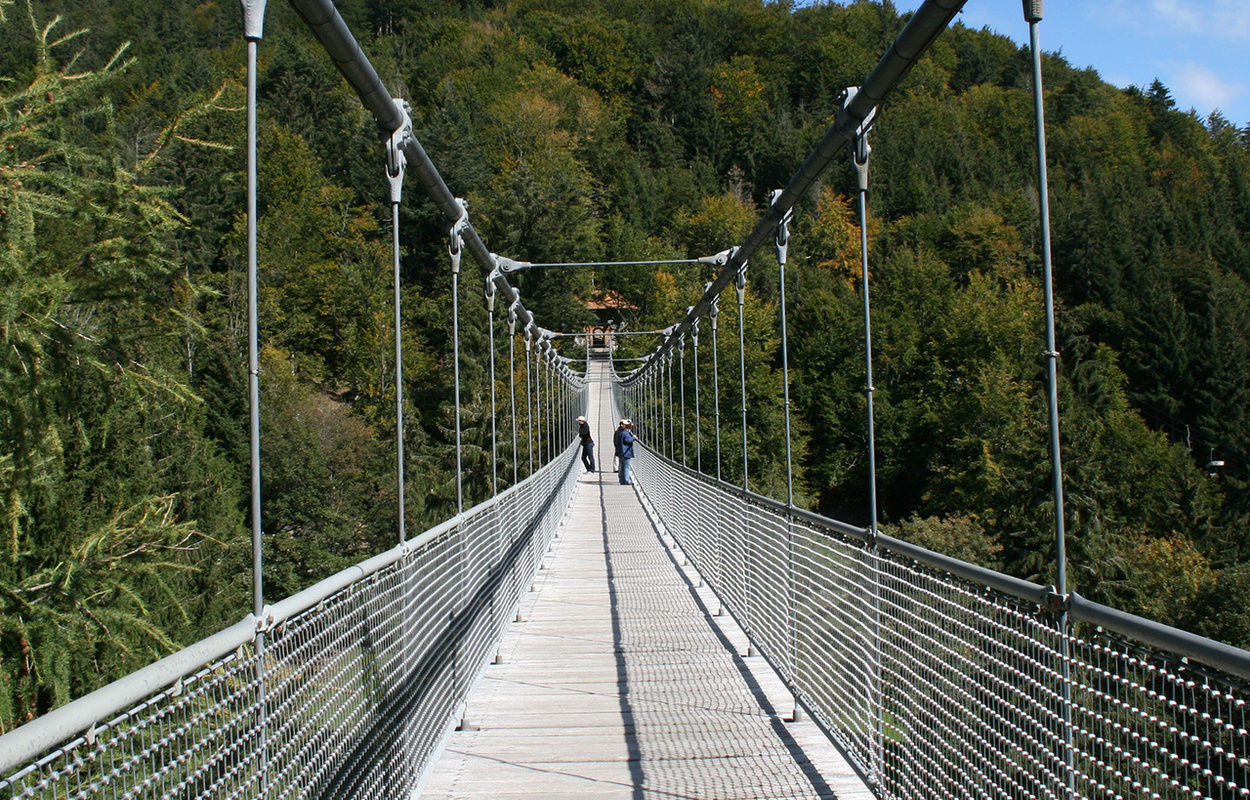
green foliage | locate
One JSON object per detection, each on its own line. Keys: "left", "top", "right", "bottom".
{"left": 1105, "top": 533, "right": 1213, "bottom": 629}
{"left": 6, "top": 0, "right": 1250, "bottom": 722}
{"left": 883, "top": 514, "right": 1003, "bottom": 571}
{"left": 257, "top": 347, "right": 396, "bottom": 600}
{"left": 1191, "top": 565, "right": 1250, "bottom": 649}
{"left": 0, "top": 3, "right": 246, "bottom": 729}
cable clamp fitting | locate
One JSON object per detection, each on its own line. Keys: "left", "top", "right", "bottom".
{"left": 770, "top": 189, "right": 793, "bottom": 265}
{"left": 840, "top": 87, "right": 877, "bottom": 191}
{"left": 241, "top": 0, "right": 269, "bottom": 41}
{"left": 495, "top": 255, "right": 531, "bottom": 274}
{"left": 1043, "top": 349, "right": 1060, "bottom": 359}
{"left": 698, "top": 248, "right": 735, "bottom": 267}
{"left": 385, "top": 99, "right": 413, "bottom": 204}
{"left": 255, "top": 607, "right": 276, "bottom": 635}
{"left": 448, "top": 198, "right": 470, "bottom": 275}
{"left": 1040, "top": 585, "right": 1071, "bottom": 616}
{"left": 735, "top": 257, "right": 749, "bottom": 304}
{"left": 507, "top": 292, "right": 521, "bottom": 335}
{"left": 485, "top": 267, "right": 500, "bottom": 312}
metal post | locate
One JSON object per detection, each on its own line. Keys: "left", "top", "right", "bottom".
{"left": 652, "top": 369, "right": 658, "bottom": 447}
{"left": 772, "top": 190, "right": 796, "bottom": 510}
{"left": 544, "top": 347, "right": 552, "bottom": 463}
{"left": 452, "top": 275, "right": 463, "bottom": 512}
{"left": 650, "top": 370, "right": 660, "bottom": 447}
{"left": 449, "top": 199, "right": 468, "bottom": 515}
{"left": 546, "top": 353, "right": 554, "bottom": 462}
{"left": 848, "top": 91, "right": 886, "bottom": 785}
{"left": 524, "top": 331, "right": 534, "bottom": 476}
{"left": 546, "top": 350, "right": 552, "bottom": 463}
{"left": 851, "top": 112, "right": 879, "bottom": 543}
{"left": 241, "top": 2, "right": 268, "bottom": 792}
{"left": 1025, "top": 2, "right": 1074, "bottom": 795}
{"left": 711, "top": 296, "right": 722, "bottom": 482}
{"left": 679, "top": 335, "right": 688, "bottom": 466}
{"left": 667, "top": 354, "right": 676, "bottom": 459}
{"left": 644, "top": 370, "right": 651, "bottom": 444}
{"left": 245, "top": 33, "right": 264, "bottom": 627}
{"left": 736, "top": 264, "right": 749, "bottom": 491}
{"left": 486, "top": 277, "right": 498, "bottom": 496}
{"left": 509, "top": 301, "right": 519, "bottom": 486}
{"left": 692, "top": 318, "right": 702, "bottom": 474}
{"left": 385, "top": 106, "right": 408, "bottom": 542}
{"left": 541, "top": 351, "right": 548, "bottom": 464}
{"left": 555, "top": 361, "right": 562, "bottom": 456}
{"left": 534, "top": 343, "right": 543, "bottom": 467}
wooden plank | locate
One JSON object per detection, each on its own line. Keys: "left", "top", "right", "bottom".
{"left": 420, "top": 363, "right": 872, "bottom": 800}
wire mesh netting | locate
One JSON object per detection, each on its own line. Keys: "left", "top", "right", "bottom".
{"left": 0, "top": 442, "right": 580, "bottom": 800}
{"left": 631, "top": 445, "right": 1250, "bottom": 800}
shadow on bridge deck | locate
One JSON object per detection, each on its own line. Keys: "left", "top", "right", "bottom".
{"left": 419, "top": 364, "right": 870, "bottom": 800}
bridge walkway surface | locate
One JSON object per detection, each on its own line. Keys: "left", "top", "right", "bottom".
{"left": 420, "top": 360, "right": 871, "bottom": 800}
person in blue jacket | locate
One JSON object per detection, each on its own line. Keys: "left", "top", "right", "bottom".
{"left": 612, "top": 419, "right": 626, "bottom": 472}
{"left": 618, "top": 421, "right": 637, "bottom": 485}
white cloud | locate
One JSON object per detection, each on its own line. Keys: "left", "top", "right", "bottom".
{"left": 1168, "top": 62, "right": 1247, "bottom": 115}
{"left": 1096, "top": 0, "right": 1250, "bottom": 38}
{"left": 1149, "top": 0, "right": 1250, "bottom": 38}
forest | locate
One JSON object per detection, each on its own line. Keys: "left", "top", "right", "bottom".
{"left": 1, "top": 0, "right": 1249, "bottom": 730}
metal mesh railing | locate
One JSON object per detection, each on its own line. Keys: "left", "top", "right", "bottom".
{"left": 632, "top": 445, "right": 1250, "bottom": 800}
{"left": 0, "top": 442, "right": 581, "bottom": 800}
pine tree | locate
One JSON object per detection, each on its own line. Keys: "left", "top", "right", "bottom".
{"left": 0, "top": 4, "right": 244, "bottom": 729}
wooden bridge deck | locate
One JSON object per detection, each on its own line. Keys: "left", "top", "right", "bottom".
{"left": 419, "top": 362, "right": 871, "bottom": 800}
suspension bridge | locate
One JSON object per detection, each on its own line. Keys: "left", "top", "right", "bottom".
{"left": 1, "top": 0, "right": 1249, "bottom": 799}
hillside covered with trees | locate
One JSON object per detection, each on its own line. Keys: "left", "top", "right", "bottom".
{"left": 2, "top": 0, "right": 1249, "bottom": 729}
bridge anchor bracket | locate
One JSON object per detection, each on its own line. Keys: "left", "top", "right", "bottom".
{"left": 1039, "top": 585, "right": 1071, "bottom": 616}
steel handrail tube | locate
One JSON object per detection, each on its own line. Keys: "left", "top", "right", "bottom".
{"left": 636, "top": 443, "right": 1250, "bottom": 680}
{"left": 0, "top": 617, "right": 257, "bottom": 774}
{"left": 1067, "top": 594, "right": 1250, "bottom": 682}
{"left": 634, "top": 440, "right": 1250, "bottom": 799}
{"left": 0, "top": 1, "right": 590, "bottom": 786}
{"left": 0, "top": 455, "right": 567, "bottom": 778}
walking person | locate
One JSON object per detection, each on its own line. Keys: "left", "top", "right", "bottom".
{"left": 619, "top": 420, "right": 637, "bottom": 485}
{"left": 612, "top": 419, "right": 626, "bottom": 473}
{"left": 578, "top": 415, "right": 596, "bottom": 473}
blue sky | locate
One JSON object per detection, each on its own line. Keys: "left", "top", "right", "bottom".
{"left": 921, "top": 0, "right": 1250, "bottom": 127}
